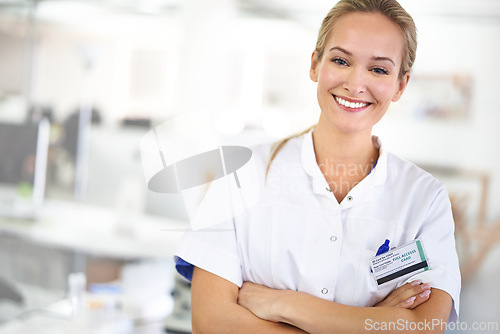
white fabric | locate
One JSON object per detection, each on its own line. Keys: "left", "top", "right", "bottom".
{"left": 175, "top": 130, "right": 461, "bottom": 322}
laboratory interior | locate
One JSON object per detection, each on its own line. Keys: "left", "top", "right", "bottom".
{"left": 0, "top": 0, "right": 499, "bottom": 332}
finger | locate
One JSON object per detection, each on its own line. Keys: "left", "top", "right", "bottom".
{"left": 397, "top": 295, "right": 420, "bottom": 309}
{"left": 393, "top": 285, "right": 432, "bottom": 309}
{"left": 381, "top": 280, "right": 422, "bottom": 305}
{"left": 393, "top": 281, "right": 431, "bottom": 304}
{"left": 407, "top": 288, "right": 432, "bottom": 310}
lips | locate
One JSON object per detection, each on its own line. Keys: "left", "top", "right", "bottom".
{"left": 334, "top": 95, "right": 372, "bottom": 110}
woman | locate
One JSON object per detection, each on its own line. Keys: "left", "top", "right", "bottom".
{"left": 175, "top": 0, "right": 461, "bottom": 333}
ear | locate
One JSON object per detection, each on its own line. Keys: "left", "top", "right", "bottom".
{"left": 391, "top": 72, "right": 410, "bottom": 102}
{"left": 310, "top": 50, "right": 319, "bottom": 82}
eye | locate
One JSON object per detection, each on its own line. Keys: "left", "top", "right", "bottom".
{"left": 331, "top": 57, "right": 349, "bottom": 66}
{"left": 371, "top": 67, "right": 389, "bottom": 75}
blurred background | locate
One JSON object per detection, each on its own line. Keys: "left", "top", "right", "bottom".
{"left": 0, "top": 0, "right": 499, "bottom": 333}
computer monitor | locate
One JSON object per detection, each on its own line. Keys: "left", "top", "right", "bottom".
{"left": 85, "top": 126, "right": 189, "bottom": 221}
{"left": 0, "top": 119, "right": 50, "bottom": 219}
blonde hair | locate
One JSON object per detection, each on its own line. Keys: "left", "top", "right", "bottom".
{"left": 266, "top": 0, "right": 417, "bottom": 177}
{"left": 265, "top": 125, "right": 316, "bottom": 180}
{"left": 316, "top": 0, "right": 417, "bottom": 79}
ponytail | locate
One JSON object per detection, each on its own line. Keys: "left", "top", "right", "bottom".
{"left": 265, "top": 124, "right": 316, "bottom": 180}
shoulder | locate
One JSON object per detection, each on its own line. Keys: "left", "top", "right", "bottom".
{"left": 387, "top": 152, "right": 442, "bottom": 184}
{"left": 384, "top": 151, "right": 446, "bottom": 200}
{"left": 250, "top": 133, "right": 304, "bottom": 168}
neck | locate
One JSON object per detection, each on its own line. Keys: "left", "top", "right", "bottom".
{"left": 312, "top": 121, "right": 378, "bottom": 169}
{"left": 311, "top": 117, "right": 380, "bottom": 203}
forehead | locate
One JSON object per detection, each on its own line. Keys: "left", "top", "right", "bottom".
{"left": 327, "top": 12, "right": 404, "bottom": 62}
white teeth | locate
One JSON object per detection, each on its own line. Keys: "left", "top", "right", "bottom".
{"left": 335, "top": 96, "right": 368, "bottom": 109}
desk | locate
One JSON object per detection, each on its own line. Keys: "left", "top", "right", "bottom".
{"left": 0, "top": 291, "right": 175, "bottom": 334}
{"left": 0, "top": 200, "right": 190, "bottom": 333}
{"left": 0, "top": 199, "right": 187, "bottom": 259}
{"left": 0, "top": 282, "right": 188, "bottom": 334}
{"left": 0, "top": 199, "right": 188, "bottom": 286}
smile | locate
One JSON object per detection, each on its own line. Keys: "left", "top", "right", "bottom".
{"left": 334, "top": 96, "right": 371, "bottom": 110}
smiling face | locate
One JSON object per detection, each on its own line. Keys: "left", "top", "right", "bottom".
{"left": 310, "top": 11, "right": 410, "bottom": 136}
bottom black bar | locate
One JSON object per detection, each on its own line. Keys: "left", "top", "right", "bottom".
{"left": 377, "top": 261, "right": 428, "bottom": 285}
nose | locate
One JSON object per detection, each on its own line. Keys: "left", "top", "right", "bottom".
{"left": 343, "top": 67, "right": 366, "bottom": 95}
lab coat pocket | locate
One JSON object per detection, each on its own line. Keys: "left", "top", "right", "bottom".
{"left": 354, "top": 248, "right": 398, "bottom": 307}
{"left": 351, "top": 220, "right": 398, "bottom": 306}
{"left": 363, "top": 219, "right": 397, "bottom": 252}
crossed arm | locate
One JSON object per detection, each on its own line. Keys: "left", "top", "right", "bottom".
{"left": 191, "top": 267, "right": 306, "bottom": 334}
{"left": 191, "top": 267, "right": 452, "bottom": 334}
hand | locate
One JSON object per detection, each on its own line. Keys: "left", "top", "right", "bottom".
{"left": 237, "top": 281, "right": 285, "bottom": 322}
{"left": 375, "top": 280, "right": 432, "bottom": 309}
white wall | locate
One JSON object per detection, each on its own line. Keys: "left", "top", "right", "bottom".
{"left": 28, "top": 16, "right": 183, "bottom": 124}
{"left": 3, "top": 11, "right": 316, "bottom": 127}
{"left": 375, "top": 15, "right": 500, "bottom": 222}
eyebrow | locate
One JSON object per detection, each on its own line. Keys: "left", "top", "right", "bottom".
{"left": 329, "top": 46, "right": 396, "bottom": 66}
{"left": 372, "top": 56, "right": 396, "bottom": 67}
{"left": 329, "top": 46, "right": 352, "bottom": 56}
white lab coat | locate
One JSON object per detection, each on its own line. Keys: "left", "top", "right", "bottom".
{"left": 175, "top": 130, "right": 461, "bottom": 322}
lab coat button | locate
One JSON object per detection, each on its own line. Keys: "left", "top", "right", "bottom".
{"left": 330, "top": 236, "right": 337, "bottom": 242}
{"left": 321, "top": 288, "right": 328, "bottom": 294}
{"left": 347, "top": 195, "right": 353, "bottom": 201}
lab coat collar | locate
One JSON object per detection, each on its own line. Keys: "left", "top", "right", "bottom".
{"left": 301, "top": 130, "right": 330, "bottom": 196}
{"left": 370, "top": 135, "right": 388, "bottom": 187}
{"left": 301, "top": 130, "right": 388, "bottom": 196}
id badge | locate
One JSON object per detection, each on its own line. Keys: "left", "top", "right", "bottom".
{"left": 370, "top": 239, "right": 429, "bottom": 289}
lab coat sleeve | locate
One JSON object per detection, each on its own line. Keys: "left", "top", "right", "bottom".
{"left": 174, "top": 218, "right": 243, "bottom": 287}
{"left": 399, "top": 186, "right": 461, "bottom": 322}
